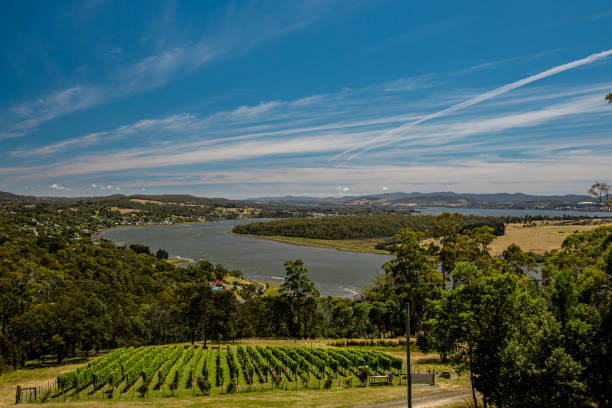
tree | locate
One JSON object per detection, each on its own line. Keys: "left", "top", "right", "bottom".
{"left": 280, "top": 260, "right": 319, "bottom": 338}
{"left": 177, "top": 284, "right": 213, "bottom": 345}
{"left": 588, "top": 181, "right": 610, "bottom": 207}
{"left": 501, "top": 244, "right": 536, "bottom": 276}
{"left": 429, "top": 213, "right": 463, "bottom": 290}
{"left": 498, "top": 310, "right": 585, "bottom": 408}
{"left": 155, "top": 248, "right": 169, "bottom": 260}
{"left": 351, "top": 302, "right": 372, "bottom": 338}
{"left": 384, "top": 228, "right": 442, "bottom": 334}
{"left": 368, "top": 301, "right": 388, "bottom": 338}
{"left": 330, "top": 301, "right": 352, "bottom": 338}
{"left": 129, "top": 243, "right": 151, "bottom": 255}
{"left": 426, "top": 266, "right": 523, "bottom": 408}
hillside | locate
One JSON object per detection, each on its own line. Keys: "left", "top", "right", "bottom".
{"left": 246, "top": 191, "right": 599, "bottom": 211}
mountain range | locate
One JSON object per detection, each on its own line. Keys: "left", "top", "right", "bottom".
{"left": 0, "top": 190, "right": 603, "bottom": 211}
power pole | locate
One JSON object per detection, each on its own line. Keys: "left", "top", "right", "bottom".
{"left": 406, "top": 301, "right": 412, "bottom": 408}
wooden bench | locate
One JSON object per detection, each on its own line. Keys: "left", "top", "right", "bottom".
{"left": 369, "top": 375, "right": 391, "bottom": 385}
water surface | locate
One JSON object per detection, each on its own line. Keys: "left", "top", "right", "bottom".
{"left": 420, "top": 207, "right": 612, "bottom": 217}
{"left": 100, "top": 219, "right": 393, "bottom": 297}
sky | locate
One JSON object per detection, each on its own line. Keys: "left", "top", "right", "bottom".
{"left": 1, "top": 0, "right": 611, "bottom": 198}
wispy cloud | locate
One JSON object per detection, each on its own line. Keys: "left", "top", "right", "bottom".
{"left": 3, "top": 48, "right": 611, "bottom": 196}
{"left": 13, "top": 114, "right": 195, "bottom": 156}
{"left": 107, "top": 154, "right": 612, "bottom": 196}
{"left": 334, "top": 48, "right": 612, "bottom": 160}
{"left": 1, "top": 3, "right": 333, "bottom": 139}
{"left": 7, "top": 84, "right": 609, "bottom": 182}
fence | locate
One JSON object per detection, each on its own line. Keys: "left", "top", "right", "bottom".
{"left": 15, "top": 379, "right": 57, "bottom": 404}
{"left": 411, "top": 372, "right": 435, "bottom": 386}
{"left": 394, "top": 369, "right": 436, "bottom": 386}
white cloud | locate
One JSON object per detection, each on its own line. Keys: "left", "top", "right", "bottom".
{"left": 382, "top": 186, "right": 389, "bottom": 191}
{"left": 109, "top": 155, "right": 612, "bottom": 195}
{"left": 336, "top": 48, "right": 612, "bottom": 159}
{"left": 50, "top": 183, "right": 71, "bottom": 191}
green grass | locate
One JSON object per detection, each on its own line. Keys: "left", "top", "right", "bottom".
{"left": 233, "top": 234, "right": 390, "bottom": 254}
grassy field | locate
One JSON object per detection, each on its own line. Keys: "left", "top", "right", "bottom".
{"left": 489, "top": 221, "right": 612, "bottom": 255}
{"left": 239, "top": 220, "right": 612, "bottom": 257}
{"left": 1, "top": 340, "right": 467, "bottom": 408}
{"left": 235, "top": 234, "right": 390, "bottom": 254}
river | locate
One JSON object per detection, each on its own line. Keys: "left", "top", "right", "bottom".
{"left": 99, "top": 219, "right": 393, "bottom": 298}
{"left": 419, "top": 207, "right": 612, "bottom": 217}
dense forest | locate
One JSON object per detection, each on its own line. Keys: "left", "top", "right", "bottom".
{"left": 1, "top": 198, "right": 611, "bottom": 407}
{"left": 232, "top": 214, "right": 508, "bottom": 239}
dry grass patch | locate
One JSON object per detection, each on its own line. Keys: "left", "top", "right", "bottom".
{"left": 490, "top": 221, "right": 612, "bottom": 255}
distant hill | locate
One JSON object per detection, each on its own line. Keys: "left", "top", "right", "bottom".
{"left": 0, "top": 191, "right": 31, "bottom": 201}
{"left": 0, "top": 190, "right": 601, "bottom": 211}
{"left": 0, "top": 192, "right": 230, "bottom": 205}
{"left": 245, "top": 191, "right": 598, "bottom": 211}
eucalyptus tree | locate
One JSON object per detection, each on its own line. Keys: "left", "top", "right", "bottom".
{"left": 281, "top": 259, "right": 319, "bottom": 338}
{"left": 588, "top": 181, "right": 610, "bottom": 207}
{"left": 384, "top": 228, "right": 442, "bottom": 333}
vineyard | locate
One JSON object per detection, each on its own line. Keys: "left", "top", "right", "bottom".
{"left": 43, "top": 345, "right": 404, "bottom": 402}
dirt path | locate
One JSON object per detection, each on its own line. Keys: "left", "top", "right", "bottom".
{"left": 354, "top": 388, "right": 475, "bottom": 408}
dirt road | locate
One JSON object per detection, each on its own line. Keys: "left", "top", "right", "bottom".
{"left": 354, "top": 388, "right": 475, "bottom": 408}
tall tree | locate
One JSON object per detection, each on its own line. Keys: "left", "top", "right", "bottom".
{"left": 588, "top": 181, "right": 610, "bottom": 207}
{"left": 426, "top": 265, "right": 584, "bottom": 408}
{"left": 280, "top": 259, "right": 319, "bottom": 338}
{"left": 384, "top": 228, "right": 442, "bottom": 333}
{"left": 501, "top": 243, "right": 536, "bottom": 276}
{"left": 429, "top": 212, "right": 463, "bottom": 290}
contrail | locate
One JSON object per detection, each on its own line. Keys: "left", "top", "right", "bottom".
{"left": 333, "top": 48, "right": 612, "bottom": 161}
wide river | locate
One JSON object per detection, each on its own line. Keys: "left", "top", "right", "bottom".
{"left": 99, "top": 219, "right": 393, "bottom": 297}
{"left": 98, "top": 207, "right": 609, "bottom": 297}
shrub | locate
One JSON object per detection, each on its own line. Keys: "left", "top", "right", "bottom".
{"left": 104, "top": 386, "right": 115, "bottom": 399}
{"left": 416, "top": 333, "right": 433, "bottom": 353}
{"left": 357, "top": 366, "right": 371, "bottom": 386}
{"left": 137, "top": 382, "right": 148, "bottom": 397}
{"left": 196, "top": 376, "right": 210, "bottom": 395}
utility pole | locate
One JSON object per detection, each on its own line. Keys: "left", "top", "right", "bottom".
{"left": 406, "top": 301, "right": 412, "bottom": 408}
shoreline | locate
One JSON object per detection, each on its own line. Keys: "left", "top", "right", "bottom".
{"left": 93, "top": 222, "right": 283, "bottom": 292}
{"left": 92, "top": 219, "right": 213, "bottom": 239}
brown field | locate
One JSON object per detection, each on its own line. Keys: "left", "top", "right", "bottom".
{"left": 490, "top": 221, "right": 612, "bottom": 255}
{"left": 110, "top": 207, "right": 141, "bottom": 214}
{"left": 129, "top": 199, "right": 207, "bottom": 208}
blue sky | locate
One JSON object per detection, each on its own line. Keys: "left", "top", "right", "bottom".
{"left": 1, "top": 0, "right": 611, "bottom": 198}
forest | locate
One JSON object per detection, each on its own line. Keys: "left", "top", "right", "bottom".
{"left": 232, "top": 214, "right": 508, "bottom": 239}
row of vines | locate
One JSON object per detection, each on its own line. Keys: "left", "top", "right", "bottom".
{"left": 50, "top": 345, "right": 402, "bottom": 402}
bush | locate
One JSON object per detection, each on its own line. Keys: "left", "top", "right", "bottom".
{"left": 137, "top": 382, "right": 148, "bottom": 397}
{"left": 416, "top": 333, "right": 433, "bottom": 353}
{"left": 129, "top": 243, "right": 150, "bottom": 255}
{"left": 196, "top": 376, "right": 210, "bottom": 395}
{"left": 104, "top": 386, "right": 115, "bottom": 399}
{"left": 357, "top": 366, "right": 371, "bottom": 386}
